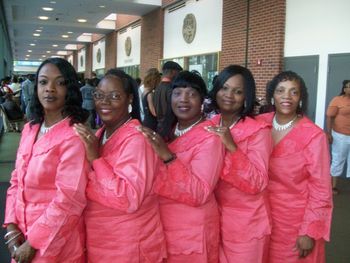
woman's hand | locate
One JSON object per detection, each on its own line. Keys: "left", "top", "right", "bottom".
{"left": 327, "top": 132, "right": 333, "bottom": 144}
{"left": 137, "top": 126, "right": 174, "bottom": 161}
{"left": 5, "top": 224, "right": 25, "bottom": 259}
{"left": 13, "top": 240, "right": 36, "bottom": 263}
{"left": 294, "top": 235, "right": 315, "bottom": 258}
{"left": 73, "top": 123, "right": 99, "bottom": 162}
{"left": 205, "top": 125, "right": 237, "bottom": 152}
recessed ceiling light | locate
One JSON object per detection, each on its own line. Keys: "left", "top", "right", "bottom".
{"left": 46, "top": 51, "right": 51, "bottom": 53}
{"left": 38, "top": 16, "right": 49, "bottom": 20}
{"left": 50, "top": 1, "right": 56, "bottom": 4}
{"left": 39, "top": 58, "right": 43, "bottom": 61}
{"left": 42, "top": 7, "right": 54, "bottom": 11}
{"left": 77, "top": 19, "right": 87, "bottom": 23}
{"left": 42, "top": 55, "right": 47, "bottom": 58}
{"left": 99, "top": 5, "right": 106, "bottom": 8}
{"left": 33, "top": 33, "right": 41, "bottom": 37}
{"left": 61, "top": 35, "right": 69, "bottom": 38}
{"left": 28, "top": 50, "right": 32, "bottom": 52}
{"left": 52, "top": 44, "right": 58, "bottom": 47}
{"left": 26, "top": 54, "right": 30, "bottom": 57}
{"left": 30, "top": 43, "right": 36, "bottom": 46}
{"left": 25, "top": 58, "right": 29, "bottom": 60}
{"left": 36, "top": 29, "right": 42, "bottom": 32}
{"left": 67, "top": 31, "right": 73, "bottom": 34}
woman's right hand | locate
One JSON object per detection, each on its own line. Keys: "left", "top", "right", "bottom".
{"left": 205, "top": 125, "right": 237, "bottom": 152}
{"left": 5, "top": 224, "right": 25, "bottom": 258}
{"left": 73, "top": 123, "right": 99, "bottom": 162}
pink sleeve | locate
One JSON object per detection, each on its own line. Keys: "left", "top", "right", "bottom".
{"left": 221, "top": 128, "right": 272, "bottom": 194}
{"left": 26, "top": 139, "right": 88, "bottom": 255}
{"left": 4, "top": 169, "right": 19, "bottom": 226}
{"left": 87, "top": 136, "right": 156, "bottom": 213}
{"left": 298, "top": 132, "right": 333, "bottom": 241}
{"left": 154, "top": 136, "right": 224, "bottom": 206}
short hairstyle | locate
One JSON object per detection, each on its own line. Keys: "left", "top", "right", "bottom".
{"left": 266, "top": 71, "right": 308, "bottom": 114}
{"left": 209, "top": 65, "right": 256, "bottom": 119}
{"left": 104, "top": 68, "right": 141, "bottom": 120}
{"left": 30, "top": 57, "right": 88, "bottom": 125}
{"left": 143, "top": 68, "right": 161, "bottom": 90}
{"left": 162, "top": 61, "right": 183, "bottom": 71}
{"left": 340, "top": 80, "right": 350, "bottom": 95}
{"left": 172, "top": 70, "right": 208, "bottom": 103}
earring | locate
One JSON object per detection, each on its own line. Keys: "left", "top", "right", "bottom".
{"left": 201, "top": 104, "right": 204, "bottom": 113}
{"left": 299, "top": 100, "right": 302, "bottom": 108}
{"left": 244, "top": 100, "right": 247, "bottom": 108}
{"left": 128, "top": 104, "right": 133, "bottom": 113}
{"left": 271, "top": 98, "right": 274, "bottom": 105}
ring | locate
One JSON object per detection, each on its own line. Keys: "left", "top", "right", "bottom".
{"left": 152, "top": 136, "right": 156, "bottom": 141}
{"left": 13, "top": 245, "right": 17, "bottom": 251}
{"left": 216, "top": 128, "right": 220, "bottom": 132}
{"left": 152, "top": 131, "right": 156, "bottom": 135}
{"left": 86, "top": 134, "right": 91, "bottom": 139}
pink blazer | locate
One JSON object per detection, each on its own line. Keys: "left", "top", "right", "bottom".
{"left": 4, "top": 118, "right": 89, "bottom": 262}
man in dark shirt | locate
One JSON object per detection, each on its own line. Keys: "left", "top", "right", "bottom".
{"left": 153, "top": 61, "right": 182, "bottom": 139}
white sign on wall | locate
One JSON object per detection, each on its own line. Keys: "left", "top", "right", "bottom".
{"left": 93, "top": 39, "right": 106, "bottom": 71}
{"left": 77, "top": 48, "right": 86, "bottom": 73}
{"left": 67, "top": 54, "right": 74, "bottom": 65}
{"left": 164, "top": 0, "right": 223, "bottom": 59}
{"left": 117, "top": 24, "right": 141, "bottom": 67}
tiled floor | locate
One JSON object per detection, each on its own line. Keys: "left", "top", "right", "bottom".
{"left": 0, "top": 131, "right": 349, "bottom": 262}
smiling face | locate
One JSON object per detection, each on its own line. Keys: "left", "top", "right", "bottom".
{"left": 171, "top": 86, "right": 202, "bottom": 127}
{"left": 94, "top": 76, "right": 132, "bottom": 128}
{"left": 216, "top": 74, "right": 245, "bottom": 116}
{"left": 273, "top": 79, "right": 301, "bottom": 118}
{"left": 37, "top": 63, "right": 67, "bottom": 116}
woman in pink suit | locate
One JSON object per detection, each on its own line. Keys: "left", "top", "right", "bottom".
{"left": 73, "top": 69, "right": 166, "bottom": 263}
{"left": 258, "top": 71, "right": 332, "bottom": 262}
{"left": 139, "top": 71, "right": 225, "bottom": 262}
{"left": 206, "top": 65, "right": 272, "bottom": 263}
{"left": 3, "top": 58, "right": 90, "bottom": 262}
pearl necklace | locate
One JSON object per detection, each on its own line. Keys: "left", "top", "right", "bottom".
{"left": 220, "top": 116, "right": 240, "bottom": 129}
{"left": 174, "top": 116, "right": 203, "bottom": 137}
{"left": 272, "top": 114, "right": 297, "bottom": 131}
{"left": 40, "top": 117, "right": 67, "bottom": 134}
{"left": 102, "top": 117, "right": 132, "bottom": 144}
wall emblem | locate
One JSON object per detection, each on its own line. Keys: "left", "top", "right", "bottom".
{"left": 182, "top": 13, "right": 196, "bottom": 44}
{"left": 96, "top": 48, "right": 101, "bottom": 63}
{"left": 125, "top": 36, "right": 132, "bottom": 57}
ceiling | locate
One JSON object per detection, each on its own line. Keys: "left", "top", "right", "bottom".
{"left": 2, "top": 0, "right": 161, "bottom": 62}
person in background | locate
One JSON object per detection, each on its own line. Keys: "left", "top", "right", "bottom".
{"left": 139, "top": 71, "right": 225, "bottom": 262}
{"left": 21, "top": 74, "right": 35, "bottom": 119}
{"left": 206, "top": 65, "right": 272, "bottom": 263}
{"left": 3, "top": 57, "right": 89, "bottom": 262}
{"left": 73, "top": 69, "right": 167, "bottom": 262}
{"left": 153, "top": 61, "right": 183, "bottom": 140}
{"left": 142, "top": 68, "right": 161, "bottom": 131}
{"left": 326, "top": 79, "right": 350, "bottom": 195}
{"left": 258, "top": 71, "right": 332, "bottom": 262}
{"left": 80, "top": 78, "right": 96, "bottom": 129}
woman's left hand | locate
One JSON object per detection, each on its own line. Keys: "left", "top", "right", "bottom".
{"left": 13, "top": 240, "right": 36, "bottom": 263}
{"left": 206, "top": 125, "right": 237, "bottom": 152}
{"left": 73, "top": 123, "right": 99, "bottom": 162}
{"left": 137, "top": 126, "right": 174, "bottom": 161}
{"left": 294, "top": 235, "right": 315, "bottom": 258}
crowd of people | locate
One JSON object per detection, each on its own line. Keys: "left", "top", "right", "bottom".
{"left": 2, "top": 57, "right": 336, "bottom": 262}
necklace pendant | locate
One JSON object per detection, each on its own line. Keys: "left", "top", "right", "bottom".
{"left": 272, "top": 115, "right": 297, "bottom": 131}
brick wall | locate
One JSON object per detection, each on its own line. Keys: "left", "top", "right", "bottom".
{"left": 221, "top": 0, "right": 285, "bottom": 100}
{"left": 116, "top": 14, "right": 140, "bottom": 30}
{"left": 85, "top": 43, "right": 93, "bottom": 78}
{"left": 140, "top": 8, "right": 164, "bottom": 78}
{"left": 105, "top": 31, "right": 117, "bottom": 71}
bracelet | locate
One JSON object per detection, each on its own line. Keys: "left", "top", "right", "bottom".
{"left": 4, "top": 230, "right": 19, "bottom": 240}
{"left": 5, "top": 232, "right": 22, "bottom": 245}
{"left": 163, "top": 154, "right": 176, "bottom": 164}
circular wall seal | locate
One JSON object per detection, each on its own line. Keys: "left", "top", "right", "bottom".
{"left": 125, "top": 36, "right": 132, "bottom": 57}
{"left": 182, "top": 13, "right": 196, "bottom": 44}
{"left": 80, "top": 55, "right": 84, "bottom": 67}
{"left": 96, "top": 48, "right": 101, "bottom": 63}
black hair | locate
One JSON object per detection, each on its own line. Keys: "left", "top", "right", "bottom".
{"left": 266, "top": 71, "right": 308, "bottom": 114}
{"left": 172, "top": 70, "right": 208, "bottom": 103}
{"left": 209, "top": 65, "right": 256, "bottom": 119}
{"left": 340, "top": 80, "right": 350, "bottom": 95}
{"left": 30, "top": 57, "right": 88, "bottom": 125}
{"left": 104, "top": 68, "right": 141, "bottom": 120}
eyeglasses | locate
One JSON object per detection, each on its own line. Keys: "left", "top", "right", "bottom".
{"left": 92, "top": 91, "right": 122, "bottom": 101}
